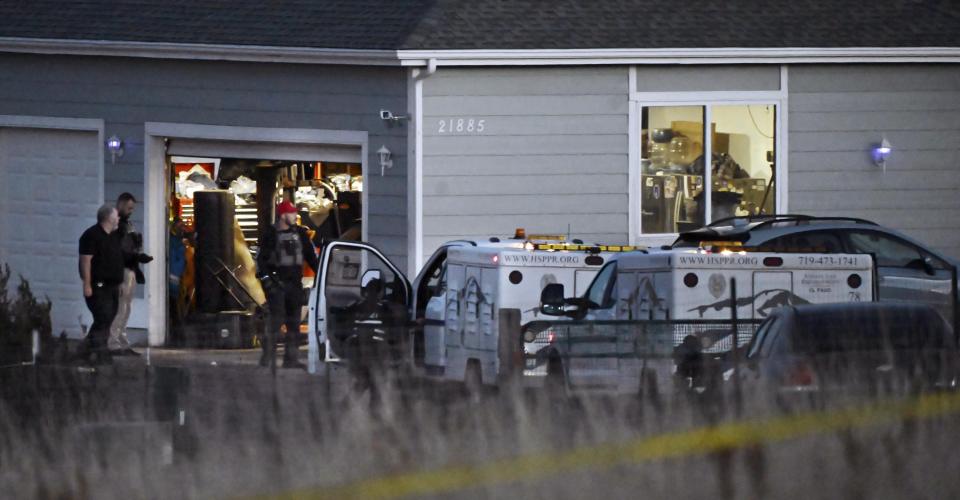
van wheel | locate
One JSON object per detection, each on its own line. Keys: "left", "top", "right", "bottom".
{"left": 546, "top": 356, "right": 567, "bottom": 399}
{"left": 464, "top": 360, "right": 483, "bottom": 400}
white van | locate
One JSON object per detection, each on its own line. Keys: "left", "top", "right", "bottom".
{"left": 535, "top": 249, "right": 877, "bottom": 394}
{"left": 306, "top": 237, "right": 636, "bottom": 386}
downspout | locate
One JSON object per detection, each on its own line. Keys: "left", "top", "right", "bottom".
{"left": 417, "top": 57, "right": 438, "bottom": 80}
{"left": 407, "top": 58, "right": 438, "bottom": 275}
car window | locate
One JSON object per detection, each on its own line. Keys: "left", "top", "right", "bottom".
{"left": 424, "top": 259, "right": 445, "bottom": 295}
{"left": 585, "top": 262, "right": 617, "bottom": 308}
{"left": 415, "top": 249, "right": 448, "bottom": 315}
{"left": 762, "top": 231, "right": 843, "bottom": 253}
{"left": 844, "top": 231, "right": 923, "bottom": 267}
{"left": 758, "top": 317, "right": 782, "bottom": 358}
{"left": 747, "top": 317, "right": 775, "bottom": 359}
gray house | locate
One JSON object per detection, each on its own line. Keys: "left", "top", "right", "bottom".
{"left": 0, "top": 1, "right": 958, "bottom": 345}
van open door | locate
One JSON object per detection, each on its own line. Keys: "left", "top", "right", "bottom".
{"left": 307, "top": 241, "right": 411, "bottom": 374}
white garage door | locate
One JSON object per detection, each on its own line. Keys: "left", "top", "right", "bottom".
{"left": 0, "top": 127, "right": 102, "bottom": 338}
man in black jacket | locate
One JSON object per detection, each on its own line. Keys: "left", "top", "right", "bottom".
{"left": 257, "top": 200, "right": 319, "bottom": 368}
{"left": 109, "top": 192, "right": 153, "bottom": 356}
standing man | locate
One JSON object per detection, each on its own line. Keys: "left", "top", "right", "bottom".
{"left": 257, "top": 200, "right": 318, "bottom": 369}
{"left": 109, "top": 192, "right": 153, "bottom": 356}
{"left": 78, "top": 204, "right": 124, "bottom": 365}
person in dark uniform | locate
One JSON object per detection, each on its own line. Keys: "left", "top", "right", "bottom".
{"left": 78, "top": 204, "right": 124, "bottom": 365}
{"left": 256, "top": 200, "right": 319, "bottom": 369}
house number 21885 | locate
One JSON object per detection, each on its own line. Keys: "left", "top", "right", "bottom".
{"left": 438, "top": 118, "right": 486, "bottom": 134}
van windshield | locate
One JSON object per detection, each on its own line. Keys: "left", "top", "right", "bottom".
{"left": 584, "top": 262, "right": 617, "bottom": 308}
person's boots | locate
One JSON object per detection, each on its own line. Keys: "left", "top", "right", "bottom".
{"left": 282, "top": 334, "right": 304, "bottom": 369}
{"left": 259, "top": 334, "right": 273, "bottom": 367}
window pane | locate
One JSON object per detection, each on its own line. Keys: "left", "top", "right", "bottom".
{"left": 324, "top": 246, "right": 404, "bottom": 307}
{"left": 640, "top": 106, "right": 705, "bottom": 234}
{"left": 846, "top": 231, "right": 922, "bottom": 267}
{"left": 585, "top": 263, "right": 616, "bottom": 307}
{"left": 765, "top": 231, "right": 843, "bottom": 253}
{"left": 709, "top": 105, "right": 776, "bottom": 222}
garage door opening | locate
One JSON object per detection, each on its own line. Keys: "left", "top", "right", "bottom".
{"left": 166, "top": 154, "right": 362, "bottom": 349}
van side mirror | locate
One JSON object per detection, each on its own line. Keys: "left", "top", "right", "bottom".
{"left": 539, "top": 283, "right": 566, "bottom": 316}
{"left": 360, "top": 269, "right": 382, "bottom": 287}
{"left": 923, "top": 256, "right": 938, "bottom": 275}
{"left": 360, "top": 269, "right": 383, "bottom": 299}
{"left": 907, "top": 256, "right": 938, "bottom": 275}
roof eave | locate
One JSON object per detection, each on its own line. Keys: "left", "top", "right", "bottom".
{"left": 398, "top": 47, "right": 960, "bottom": 66}
{"left": 0, "top": 36, "right": 403, "bottom": 66}
{"left": 2, "top": 38, "right": 959, "bottom": 67}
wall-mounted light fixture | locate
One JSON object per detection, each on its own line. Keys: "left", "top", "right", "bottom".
{"left": 377, "top": 145, "right": 393, "bottom": 176}
{"left": 106, "top": 135, "right": 124, "bottom": 164}
{"left": 379, "top": 109, "right": 408, "bottom": 123}
{"left": 872, "top": 136, "right": 892, "bottom": 170}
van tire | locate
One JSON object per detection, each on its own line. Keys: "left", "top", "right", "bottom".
{"left": 546, "top": 356, "right": 567, "bottom": 399}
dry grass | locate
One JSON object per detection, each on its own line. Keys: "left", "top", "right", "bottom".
{"left": 2, "top": 363, "right": 960, "bottom": 500}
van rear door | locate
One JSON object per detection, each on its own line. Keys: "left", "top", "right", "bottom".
{"left": 752, "top": 271, "right": 793, "bottom": 319}
{"left": 308, "top": 241, "right": 411, "bottom": 373}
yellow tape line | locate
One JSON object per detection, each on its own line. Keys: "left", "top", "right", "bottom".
{"left": 266, "top": 391, "right": 960, "bottom": 500}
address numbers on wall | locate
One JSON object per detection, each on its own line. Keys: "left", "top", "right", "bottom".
{"left": 437, "top": 118, "right": 486, "bottom": 134}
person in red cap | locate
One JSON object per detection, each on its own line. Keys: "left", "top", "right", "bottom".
{"left": 256, "top": 199, "right": 319, "bottom": 368}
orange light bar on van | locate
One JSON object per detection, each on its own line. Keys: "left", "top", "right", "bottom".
{"left": 533, "top": 243, "right": 643, "bottom": 252}
{"left": 527, "top": 234, "right": 566, "bottom": 241}
{"left": 699, "top": 241, "right": 743, "bottom": 248}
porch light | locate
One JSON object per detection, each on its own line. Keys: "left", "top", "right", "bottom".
{"left": 872, "top": 137, "right": 892, "bottom": 169}
{"left": 377, "top": 145, "right": 392, "bottom": 176}
{"left": 106, "top": 135, "right": 124, "bottom": 164}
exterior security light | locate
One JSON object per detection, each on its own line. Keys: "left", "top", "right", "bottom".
{"left": 106, "top": 135, "right": 124, "bottom": 164}
{"left": 379, "top": 109, "right": 408, "bottom": 122}
{"left": 872, "top": 137, "right": 892, "bottom": 169}
{"left": 377, "top": 145, "right": 392, "bottom": 176}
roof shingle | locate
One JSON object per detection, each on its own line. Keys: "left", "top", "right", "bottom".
{"left": 0, "top": 0, "right": 958, "bottom": 51}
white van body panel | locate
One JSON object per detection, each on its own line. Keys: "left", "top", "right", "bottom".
{"left": 428, "top": 244, "right": 613, "bottom": 385}
{"left": 567, "top": 250, "right": 876, "bottom": 394}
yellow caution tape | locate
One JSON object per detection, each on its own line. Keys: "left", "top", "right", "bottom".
{"left": 261, "top": 390, "right": 960, "bottom": 500}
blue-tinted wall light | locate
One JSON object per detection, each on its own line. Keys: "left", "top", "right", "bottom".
{"left": 872, "top": 137, "right": 892, "bottom": 168}
{"left": 106, "top": 135, "right": 124, "bottom": 164}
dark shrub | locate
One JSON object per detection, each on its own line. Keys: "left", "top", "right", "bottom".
{"left": 0, "top": 263, "right": 53, "bottom": 365}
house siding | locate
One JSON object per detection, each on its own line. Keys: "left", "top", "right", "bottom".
{"left": 421, "top": 66, "right": 630, "bottom": 261}
{"left": 0, "top": 53, "right": 409, "bottom": 269}
{"left": 634, "top": 65, "right": 781, "bottom": 92}
{"left": 788, "top": 64, "right": 960, "bottom": 258}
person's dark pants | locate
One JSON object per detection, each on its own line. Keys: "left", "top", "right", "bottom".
{"left": 84, "top": 284, "right": 120, "bottom": 361}
{"left": 265, "top": 279, "right": 305, "bottom": 365}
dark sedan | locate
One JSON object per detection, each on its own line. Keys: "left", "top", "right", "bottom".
{"left": 739, "top": 302, "right": 957, "bottom": 405}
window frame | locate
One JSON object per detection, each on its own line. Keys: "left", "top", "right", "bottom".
{"left": 629, "top": 88, "right": 787, "bottom": 244}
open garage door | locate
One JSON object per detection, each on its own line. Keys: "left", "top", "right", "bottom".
{"left": 0, "top": 127, "right": 102, "bottom": 337}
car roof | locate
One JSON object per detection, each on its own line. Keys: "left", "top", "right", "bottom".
{"left": 781, "top": 302, "right": 953, "bottom": 349}
{"left": 675, "top": 215, "right": 878, "bottom": 244}
{"left": 673, "top": 214, "right": 951, "bottom": 261}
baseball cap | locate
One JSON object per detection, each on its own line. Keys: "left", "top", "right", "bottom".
{"left": 276, "top": 200, "right": 298, "bottom": 216}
